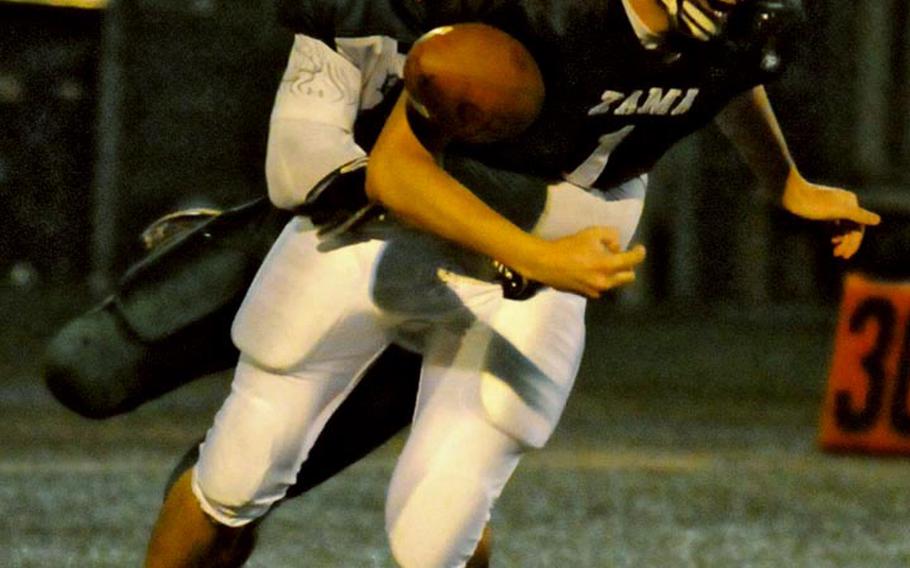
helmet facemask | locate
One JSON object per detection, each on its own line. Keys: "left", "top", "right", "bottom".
{"left": 659, "top": 0, "right": 740, "bottom": 42}
{"left": 657, "top": 0, "right": 805, "bottom": 73}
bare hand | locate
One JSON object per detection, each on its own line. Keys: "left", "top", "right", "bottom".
{"left": 829, "top": 221, "right": 866, "bottom": 260}
{"left": 521, "top": 227, "right": 647, "bottom": 299}
{"left": 780, "top": 173, "right": 880, "bottom": 259}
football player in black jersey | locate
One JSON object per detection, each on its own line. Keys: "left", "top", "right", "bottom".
{"left": 136, "top": 1, "right": 878, "bottom": 566}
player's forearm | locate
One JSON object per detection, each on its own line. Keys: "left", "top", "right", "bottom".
{"left": 714, "top": 85, "right": 797, "bottom": 201}
{"left": 366, "top": 95, "right": 546, "bottom": 274}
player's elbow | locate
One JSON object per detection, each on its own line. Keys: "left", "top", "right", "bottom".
{"left": 365, "top": 140, "right": 432, "bottom": 213}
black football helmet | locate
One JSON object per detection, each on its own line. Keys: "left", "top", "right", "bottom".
{"left": 659, "top": 0, "right": 740, "bottom": 41}
{"left": 660, "top": 0, "right": 805, "bottom": 71}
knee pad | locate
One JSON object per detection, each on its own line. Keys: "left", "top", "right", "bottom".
{"left": 479, "top": 292, "right": 586, "bottom": 449}
{"left": 191, "top": 358, "right": 351, "bottom": 528}
{"left": 191, "top": 463, "right": 273, "bottom": 529}
{"left": 480, "top": 369, "right": 566, "bottom": 449}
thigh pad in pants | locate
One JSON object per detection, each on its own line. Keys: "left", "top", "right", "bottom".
{"left": 231, "top": 219, "right": 387, "bottom": 372}
{"left": 459, "top": 286, "right": 587, "bottom": 449}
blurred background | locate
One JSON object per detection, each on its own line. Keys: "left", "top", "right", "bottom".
{"left": 1, "top": 1, "right": 909, "bottom": 566}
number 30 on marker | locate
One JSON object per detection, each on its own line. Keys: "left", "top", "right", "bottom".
{"left": 819, "top": 273, "right": 910, "bottom": 454}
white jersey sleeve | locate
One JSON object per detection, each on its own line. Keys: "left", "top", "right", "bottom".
{"left": 266, "top": 33, "right": 406, "bottom": 209}
{"left": 266, "top": 34, "right": 363, "bottom": 209}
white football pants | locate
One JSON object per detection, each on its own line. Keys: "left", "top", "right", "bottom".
{"left": 193, "top": 177, "right": 645, "bottom": 568}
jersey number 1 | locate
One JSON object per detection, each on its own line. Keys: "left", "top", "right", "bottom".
{"left": 565, "top": 126, "right": 635, "bottom": 188}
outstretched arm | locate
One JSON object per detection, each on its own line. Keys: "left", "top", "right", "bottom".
{"left": 366, "top": 93, "right": 646, "bottom": 299}
{"left": 714, "top": 85, "right": 880, "bottom": 259}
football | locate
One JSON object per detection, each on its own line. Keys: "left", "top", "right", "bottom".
{"left": 403, "top": 23, "right": 545, "bottom": 144}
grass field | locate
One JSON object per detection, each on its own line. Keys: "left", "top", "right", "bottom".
{"left": 1, "top": 285, "right": 908, "bottom": 567}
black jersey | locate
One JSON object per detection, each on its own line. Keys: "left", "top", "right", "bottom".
{"left": 278, "top": 0, "right": 779, "bottom": 189}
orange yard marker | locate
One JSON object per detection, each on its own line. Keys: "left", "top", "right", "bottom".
{"left": 819, "top": 273, "right": 910, "bottom": 454}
